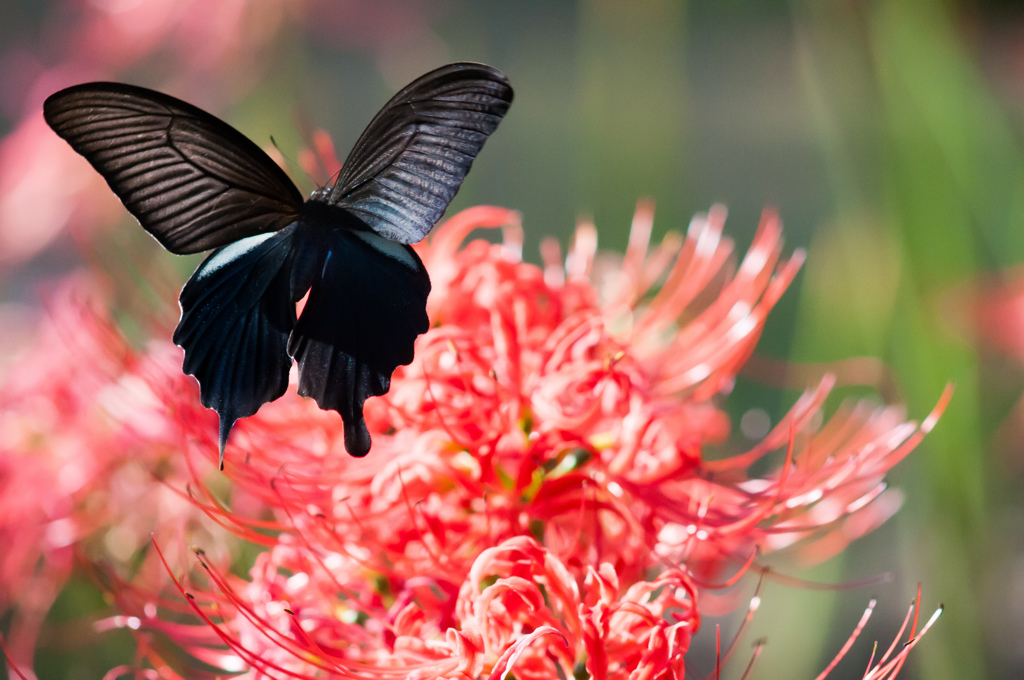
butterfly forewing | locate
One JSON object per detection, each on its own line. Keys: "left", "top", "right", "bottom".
{"left": 329, "top": 63, "right": 513, "bottom": 243}
{"left": 43, "top": 83, "right": 304, "bottom": 254}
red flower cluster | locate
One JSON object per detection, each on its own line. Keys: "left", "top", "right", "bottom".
{"left": 0, "top": 205, "right": 943, "bottom": 678}
{"left": 0, "top": 277, "right": 214, "bottom": 669}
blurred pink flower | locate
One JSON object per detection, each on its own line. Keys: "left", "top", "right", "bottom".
{"left": 972, "top": 269, "right": 1024, "bottom": 361}
{"left": 0, "top": 204, "right": 937, "bottom": 678}
{"left": 0, "top": 116, "right": 122, "bottom": 263}
{"left": 968, "top": 269, "right": 1024, "bottom": 467}
{"left": 0, "top": 0, "right": 299, "bottom": 264}
{"left": 0, "top": 277, "right": 223, "bottom": 672}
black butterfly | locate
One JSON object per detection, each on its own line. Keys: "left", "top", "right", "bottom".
{"left": 44, "top": 63, "right": 513, "bottom": 466}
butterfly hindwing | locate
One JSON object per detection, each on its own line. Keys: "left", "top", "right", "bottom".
{"left": 287, "top": 222, "right": 431, "bottom": 456}
{"left": 328, "top": 62, "right": 513, "bottom": 244}
{"left": 174, "top": 227, "right": 299, "bottom": 463}
{"left": 43, "top": 83, "right": 304, "bottom": 254}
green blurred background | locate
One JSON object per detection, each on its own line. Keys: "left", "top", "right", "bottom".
{"left": 3, "top": 0, "right": 1024, "bottom": 678}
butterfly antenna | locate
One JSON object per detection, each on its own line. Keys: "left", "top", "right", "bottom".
{"left": 268, "top": 136, "right": 298, "bottom": 173}
{"left": 313, "top": 128, "right": 343, "bottom": 188}
{"left": 269, "top": 135, "right": 285, "bottom": 157}
{"left": 270, "top": 133, "right": 326, "bottom": 191}
{"left": 327, "top": 165, "right": 342, "bottom": 188}
{"left": 291, "top": 106, "right": 342, "bottom": 186}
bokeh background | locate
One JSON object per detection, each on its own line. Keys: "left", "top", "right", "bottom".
{"left": 2, "top": 0, "right": 1023, "bottom": 678}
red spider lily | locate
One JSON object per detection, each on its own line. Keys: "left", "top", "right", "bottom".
{"left": 0, "top": 202, "right": 944, "bottom": 677}
{"left": 4, "top": 203, "right": 933, "bottom": 679}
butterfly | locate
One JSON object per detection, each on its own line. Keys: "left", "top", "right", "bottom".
{"left": 43, "top": 63, "right": 514, "bottom": 467}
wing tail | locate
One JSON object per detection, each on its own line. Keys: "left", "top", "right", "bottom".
{"left": 287, "top": 224, "right": 430, "bottom": 456}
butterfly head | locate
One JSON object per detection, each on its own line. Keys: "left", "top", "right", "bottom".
{"left": 309, "top": 186, "right": 333, "bottom": 203}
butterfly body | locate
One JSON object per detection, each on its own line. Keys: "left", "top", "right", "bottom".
{"left": 44, "top": 63, "right": 512, "bottom": 463}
